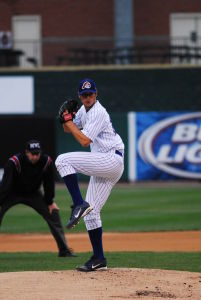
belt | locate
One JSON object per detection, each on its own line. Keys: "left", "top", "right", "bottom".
{"left": 115, "top": 150, "right": 123, "bottom": 157}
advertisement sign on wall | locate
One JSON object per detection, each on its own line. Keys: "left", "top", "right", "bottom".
{"left": 128, "top": 112, "right": 201, "bottom": 181}
{"left": 0, "top": 76, "right": 34, "bottom": 114}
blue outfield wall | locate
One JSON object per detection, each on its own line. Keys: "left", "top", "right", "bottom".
{"left": 128, "top": 111, "right": 201, "bottom": 181}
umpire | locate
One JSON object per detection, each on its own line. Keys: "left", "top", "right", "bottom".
{"left": 0, "top": 139, "right": 74, "bottom": 257}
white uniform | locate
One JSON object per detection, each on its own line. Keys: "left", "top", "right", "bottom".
{"left": 55, "top": 100, "right": 124, "bottom": 230}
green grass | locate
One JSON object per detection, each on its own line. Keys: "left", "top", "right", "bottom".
{"left": 0, "top": 252, "right": 201, "bottom": 273}
{"left": 1, "top": 185, "right": 201, "bottom": 233}
{"left": 1, "top": 185, "right": 201, "bottom": 273}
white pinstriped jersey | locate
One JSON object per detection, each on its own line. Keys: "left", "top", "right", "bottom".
{"left": 74, "top": 100, "right": 124, "bottom": 153}
{"left": 55, "top": 99, "right": 124, "bottom": 230}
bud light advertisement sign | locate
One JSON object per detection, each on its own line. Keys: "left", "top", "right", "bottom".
{"left": 137, "top": 112, "right": 201, "bottom": 180}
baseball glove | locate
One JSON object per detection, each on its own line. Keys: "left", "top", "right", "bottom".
{"left": 58, "top": 99, "right": 79, "bottom": 124}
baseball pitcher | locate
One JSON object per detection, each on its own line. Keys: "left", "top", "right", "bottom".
{"left": 56, "top": 78, "right": 124, "bottom": 271}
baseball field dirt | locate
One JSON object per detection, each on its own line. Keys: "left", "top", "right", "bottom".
{"left": 1, "top": 231, "right": 201, "bottom": 299}
{"left": 1, "top": 268, "right": 201, "bottom": 299}
{"left": 1, "top": 231, "right": 201, "bottom": 252}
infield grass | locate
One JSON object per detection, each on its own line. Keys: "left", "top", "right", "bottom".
{"left": 1, "top": 184, "right": 201, "bottom": 273}
{"left": 1, "top": 185, "right": 201, "bottom": 233}
{"left": 0, "top": 252, "right": 201, "bottom": 273}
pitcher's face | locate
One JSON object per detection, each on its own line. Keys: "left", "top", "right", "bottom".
{"left": 79, "top": 92, "right": 97, "bottom": 110}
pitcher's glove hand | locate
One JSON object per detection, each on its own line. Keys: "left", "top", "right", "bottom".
{"left": 58, "top": 99, "right": 79, "bottom": 124}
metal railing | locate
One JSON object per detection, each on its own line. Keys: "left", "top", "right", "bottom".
{"left": 56, "top": 45, "right": 201, "bottom": 65}
{"left": 1, "top": 36, "right": 201, "bottom": 67}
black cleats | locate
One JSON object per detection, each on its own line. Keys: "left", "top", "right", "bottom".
{"left": 66, "top": 201, "right": 93, "bottom": 229}
{"left": 76, "top": 256, "right": 107, "bottom": 272}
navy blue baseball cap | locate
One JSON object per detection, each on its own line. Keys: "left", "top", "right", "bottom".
{"left": 78, "top": 78, "right": 97, "bottom": 95}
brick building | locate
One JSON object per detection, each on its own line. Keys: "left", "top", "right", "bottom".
{"left": 0, "top": 0, "right": 201, "bottom": 67}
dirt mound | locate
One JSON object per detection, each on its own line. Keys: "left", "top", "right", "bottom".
{"left": 1, "top": 231, "right": 201, "bottom": 299}
{"left": 1, "top": 268, "right": 201, "bottom": 300}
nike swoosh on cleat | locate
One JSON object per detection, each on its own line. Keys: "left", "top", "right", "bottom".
{"left": 91, "top": 264, "right": 102, "bottom": 269}
{"left": 74, "top": 208, "right": 81, "bottom": 218}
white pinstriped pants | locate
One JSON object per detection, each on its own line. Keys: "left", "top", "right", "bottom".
{"left": 55, "top": 150, "right": 124, "bottom": 230}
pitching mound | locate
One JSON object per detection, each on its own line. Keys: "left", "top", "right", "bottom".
{"left": 1, "top": 268, "right": 201, "bottom": 299}
{"left": 1, "top": 231, "right": 201, "bottom": 299}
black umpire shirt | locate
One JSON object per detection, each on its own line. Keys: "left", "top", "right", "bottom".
{"left": 0, "top": 153, "right": 55, "bottom": 205}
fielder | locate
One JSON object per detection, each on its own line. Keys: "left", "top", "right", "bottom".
{"left": 0, "top": 140, "right": 74, "bottom": 257}
{"left": 55, "top": 78, "right": 124, "bottom": 271}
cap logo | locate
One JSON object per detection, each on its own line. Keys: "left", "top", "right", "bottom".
{"left": 82, "top": 81, "right": 91, "bottom": 90}
{"left": 30, "top": 142, "right": 40, "bottom": 149}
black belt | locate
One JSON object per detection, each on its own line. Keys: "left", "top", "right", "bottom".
{"left": 115, "top": 150, "right": 123, "bottom": 157}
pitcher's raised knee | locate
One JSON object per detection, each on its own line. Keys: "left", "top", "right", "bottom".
{"left": 55, "top": 154, "right": 75, "bottom": 177}
{"left": 55, "top": 154, "right": 63, "bottom": 169}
